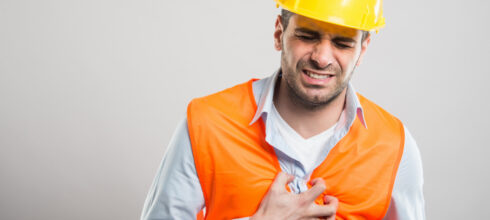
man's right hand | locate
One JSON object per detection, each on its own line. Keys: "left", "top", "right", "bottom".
{"left": 251, "top": 172, "right": 338, "bottom": 220}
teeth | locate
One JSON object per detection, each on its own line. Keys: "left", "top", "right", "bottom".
{"left": 305, "top": 71, "right": 330, "bottom": 79}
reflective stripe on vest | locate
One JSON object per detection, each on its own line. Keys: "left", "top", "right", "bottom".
{"left": 188, "top": 79, "right": 404, "bottom": 220}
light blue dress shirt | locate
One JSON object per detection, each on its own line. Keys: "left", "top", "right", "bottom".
{"left": 141, "top": 71, "right": 426, "bottom": 220}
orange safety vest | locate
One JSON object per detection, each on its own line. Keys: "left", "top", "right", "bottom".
{"left": 187, "top": 79, "right": 405, "bottom": 220}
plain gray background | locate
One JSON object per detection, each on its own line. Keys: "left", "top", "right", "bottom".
{"left": 1, "top": 0, "right": 489, "bottom": 219}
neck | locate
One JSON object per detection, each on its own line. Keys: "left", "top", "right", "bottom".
{"left": 273, "top": 77, "right": 346, "bottom": 139}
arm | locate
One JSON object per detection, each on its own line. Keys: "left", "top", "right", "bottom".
{"left": 140, "top": 118, "right": 204, "bottom": 220}
{"left": 140, "top": 118, "right": 337, "bottom": 220}
{"left": 383, "top": 125, "right": 426, "bottom": 220}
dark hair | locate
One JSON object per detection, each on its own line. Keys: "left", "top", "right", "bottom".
{"left": 280, "top": 9, "right": 370, "bottom": 42}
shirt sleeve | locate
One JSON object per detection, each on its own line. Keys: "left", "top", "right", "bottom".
{"left": 383, "top": 125, "right": 426, "bottom": 220}
{"left": 140, "top": 118, "right": 205, "bottom": 220}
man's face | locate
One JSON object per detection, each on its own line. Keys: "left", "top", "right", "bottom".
{"left": 274, "top": 14, "right": 370, "bottom": 107}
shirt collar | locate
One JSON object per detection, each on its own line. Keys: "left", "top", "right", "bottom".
{"left": 249, "top": 69, "right": 367, "bottom": 129}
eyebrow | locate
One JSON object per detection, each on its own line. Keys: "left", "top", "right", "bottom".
{"left": 294, "top": 27, "right": 320, "bottom": 36}
{"left": 295, "top": 27, "right": 358, "bottom": 43}
{"left": 333, "top": 36, "right": 357, "bottom": 44}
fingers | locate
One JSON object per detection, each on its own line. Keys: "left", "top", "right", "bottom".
{"left": 308, "top": 196, "right": 338, "bottom": 217}
{"left": 303, "top": 179, "right": 338, "bottom": 218}
{"left": 323, "top": 195, "right": 339, "bottom": 220}
{"left": 271, "top": 172, "right": 294, "bottom": 192}
{"left": 323, "top": 195, "right": 338, "bottom": 207}
{"left": 303, "top": 178, "right": 327, "bottom": 202}
{"left": 310, "top": 178, "right": 324, "bottom": 187}
{"left": 308, "top": 203, "right": 336, "bottom": 217}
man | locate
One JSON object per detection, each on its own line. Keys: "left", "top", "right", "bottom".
{"left": 141, "top": 0, "right": 425, "bottom": 219}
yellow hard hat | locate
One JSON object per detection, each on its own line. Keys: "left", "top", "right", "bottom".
{"left": 274, "top": 0, "right": 385, "bottom": 31}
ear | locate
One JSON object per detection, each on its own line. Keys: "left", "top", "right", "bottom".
{"left": 274, "top": 15, "right": 284, "bottom": 51}
{"left": 356, "top": 33, "right": 371, "bottom": 66}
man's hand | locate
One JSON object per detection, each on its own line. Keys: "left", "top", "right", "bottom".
{"left": 251, "top": 172, "right": 338, "bottom": 220}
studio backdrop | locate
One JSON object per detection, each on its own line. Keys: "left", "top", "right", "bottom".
{"left": 1, "top": 0, "right": 489, "bottom": 219}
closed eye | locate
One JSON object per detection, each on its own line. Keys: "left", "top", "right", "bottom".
{"left": 296, "top": 34, "right": 316, "bottom": 41}
{"left": 334, "top": 42, "right": 353, "bottom": 48}
{"left": 333, "top": 38, "right": 356, "bottom": 49}
{"left": 294, "top": 28, "right": 320, "bottom": 41}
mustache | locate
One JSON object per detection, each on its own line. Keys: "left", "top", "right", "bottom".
{"left": 299, "top": 59, "right": 341, "bottom": 73}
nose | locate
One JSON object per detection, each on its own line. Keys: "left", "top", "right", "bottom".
{"left": 310, "top": 40, "right": 334, "bottom": 70}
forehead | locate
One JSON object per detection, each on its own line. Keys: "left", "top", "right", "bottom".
{"left": 290, "top": 14, "right": 360, "bottom": 38}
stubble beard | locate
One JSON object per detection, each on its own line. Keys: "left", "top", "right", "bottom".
{"left": 280, "top": 51, "right": 357, "bottom": 111}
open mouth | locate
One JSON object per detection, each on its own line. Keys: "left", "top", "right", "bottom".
{"left": 303, "top": 70, "right": 334, "bottom": 79}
